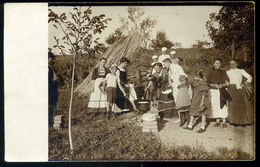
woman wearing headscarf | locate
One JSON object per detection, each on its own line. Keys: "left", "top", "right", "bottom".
{"left": 208, "top": 59, "right": 231, "bottom": 128}
{"left": 226, "top": 59, "right": 254, "bottom": 126}
{"left": 88, "top": 58, "right": 110, "bottom": 112}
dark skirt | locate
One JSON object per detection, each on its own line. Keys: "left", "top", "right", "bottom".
{"left": 158, "top": 92, "right": 177, "bottom": 118}
{"left": 227, "top": 84, "right": 254, "bottom": 125}
{"left": 106, "top": 87, "right": 117, "bottom": 103}
{"left": 115, "top": 84, "right": 132, "bottom": 110}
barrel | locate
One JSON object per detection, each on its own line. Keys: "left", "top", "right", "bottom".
{"left": 138, "top": 101, "right": 150, "bottom": 113}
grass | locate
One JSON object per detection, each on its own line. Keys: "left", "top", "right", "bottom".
{"left": 49, "top": 88, "right": 252, "bottom": 161}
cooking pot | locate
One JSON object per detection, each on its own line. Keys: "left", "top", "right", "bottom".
{"left": 138, "top": 101, "right": 150, "bottom": 113}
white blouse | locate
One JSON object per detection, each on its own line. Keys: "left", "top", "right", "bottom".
{"left": 226, "top": 68, "right": 252, "bottom": 89}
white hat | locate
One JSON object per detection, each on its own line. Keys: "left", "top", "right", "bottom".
{"left": 152, "top": 55, "right": 158, "bottom": 59}
{"left": 161, "top": 47, "right": 167, "bottom": 52}
{"left": 170, "top": 50, "right": 176, "bottom": 55}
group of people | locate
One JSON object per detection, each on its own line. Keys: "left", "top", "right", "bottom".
{"left": 143, "top": 47, "right": 254, "bottom": 133}
{"left": 88, "top": 57, "right": 138, "bottom": 119}
{"left": 48, "top": 46, "right": 254, "bottom": 133}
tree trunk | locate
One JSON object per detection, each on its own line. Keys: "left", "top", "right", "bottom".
{"left": 68, "top": 52, "right": 76, "bottom": 155}
{"left": 231, "top": 37, "right": 235, "bottom": 59}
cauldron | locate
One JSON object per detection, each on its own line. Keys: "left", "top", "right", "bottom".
{"left": 138, "top": 101, "right": 150, "bottom": 113}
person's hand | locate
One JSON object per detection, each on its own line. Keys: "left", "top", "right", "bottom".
{"left": 214, "top": 84, "right": 219, "bottom": 89}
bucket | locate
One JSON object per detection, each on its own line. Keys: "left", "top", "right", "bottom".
{"left": 138, "top": 101, "right": 150, "bottom": 113}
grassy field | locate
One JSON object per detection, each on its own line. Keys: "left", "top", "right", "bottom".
{"left": 49, "top": 88, "right": 252, "bottom": 161}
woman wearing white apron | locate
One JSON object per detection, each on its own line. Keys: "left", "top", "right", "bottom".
{"left": 88, "top": 58, "right": 110, "bottom": 112}
{"left": 208, "top": 59, "right": 231, "bottom": 128}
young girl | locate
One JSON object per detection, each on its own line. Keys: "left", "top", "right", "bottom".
{"left": 175, "top": 75, "right": 192, "bottom": 127}
{"left": 103, "top": 64, "right": 126, "bottom": 119}
{"left": 184, "top": 70, "right": 211, "bottom": 133}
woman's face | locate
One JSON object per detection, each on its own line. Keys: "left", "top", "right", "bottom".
{"left": 121, "top": 62, "right": 128, "bottom": 69}
{"left": 100, "top": 59, "right": 106, "bottom": 67}
{"left": 230, "top": 60, "right": 237, "bottom": 69}
{"left": 154, "top": 65, "right": 162, "bottom": 73}
{"left": 213, "top": 60, "right": 221, "bottom": 69}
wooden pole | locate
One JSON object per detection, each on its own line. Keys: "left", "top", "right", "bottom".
{"left": 231, "top": 35, "right": 235, "bottom": 59}
{"left": 68, "top": 52, "right": 76, "bottom": 155}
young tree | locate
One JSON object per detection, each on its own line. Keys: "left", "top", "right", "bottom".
{"left": 206, "top": 3, "right": 254, "bottom": 59}
{"left": 150, "top": 31, "right": 174, "bottom": 51}
{"left": 48, "top": 6, "right": 111, "bottom": 155}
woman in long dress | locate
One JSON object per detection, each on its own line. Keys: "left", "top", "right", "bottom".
{"left": 88, "top": 58, "right": 110, "bottom": 112}
{"left": 158, "top": 59, "right": 176, "bottom": 118}
{"left": 114, "top": 57, "right": 132, "bottom": 113}
{"left": 208, "top": 59, "right": 231, "bottom": 128}
{"left": 226, "top": 59, "right": 254, "bottom": 126}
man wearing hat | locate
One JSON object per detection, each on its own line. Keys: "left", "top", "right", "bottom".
{"left": 170, "top": 50, "right": 176, "bottom": 60}
{"left": 158, "top": 47, "right": 170, "bottom": 64}
{"left": 169, "top": 56, "right": 187, "bottom": 122}
{"left": 48, "top": 52, "right": 58, "bottom": 127}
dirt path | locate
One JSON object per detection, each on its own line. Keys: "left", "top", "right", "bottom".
{"left": 154, "top": 117, "right": 255, "bottom": 157}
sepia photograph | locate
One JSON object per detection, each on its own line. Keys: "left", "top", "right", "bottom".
{"left": 47, "top": 2, "right": 255, "bottom": 161}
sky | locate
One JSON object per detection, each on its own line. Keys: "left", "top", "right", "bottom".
{"left": 49, "top": 6, "right": 221, "bottom": 54}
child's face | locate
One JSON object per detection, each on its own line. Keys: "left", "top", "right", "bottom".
{"left": 111, "top": 67, "right": 117, "bottom": 74}
{"left": 154, "top": 65, "right": 162, "bottom": 73}
{"left": 180, "top": 79, "right": 186, "bottom": 85}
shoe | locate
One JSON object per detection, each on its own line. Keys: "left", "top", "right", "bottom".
{"left": 179, "top": 120, "right": 187, "bottom": 127}
{"left": 214, "top": 122, "right": 220, "bottom": 127}
{"left": 183, "top": 126, "right": 193, "bottom": 130}
{"left": 197, "top": 128, "right": 206, "bottom": 133}
{"left": 221, "top": 124, "right": 227, "bottom": 128}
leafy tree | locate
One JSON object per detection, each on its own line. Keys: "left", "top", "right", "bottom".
{"left": 192, "top": 40, "right": 211, "bottom": 49}
{"left": 171, "top": 42, "right": 183, "bottom": 49}
{"left": 116, "top": 6, "right": 156, "bottom": 48}
{"left": 150, "top": 31, "right": 174, "bottom": 51}
{"left": 105, "top": 28, "right": 125, "bottom": 45}
{"left": 48, "top": 6, "right": 111, "bottom": 154}
{"left": 206, "top": 3, "right": 254, "bottom": 59}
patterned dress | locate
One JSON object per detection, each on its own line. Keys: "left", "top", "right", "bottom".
{"left": 88, "top": 67, "right": 110, "bottom": 112}
{"left": 190, "top": 80, "right": 211, "bottom": 117}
